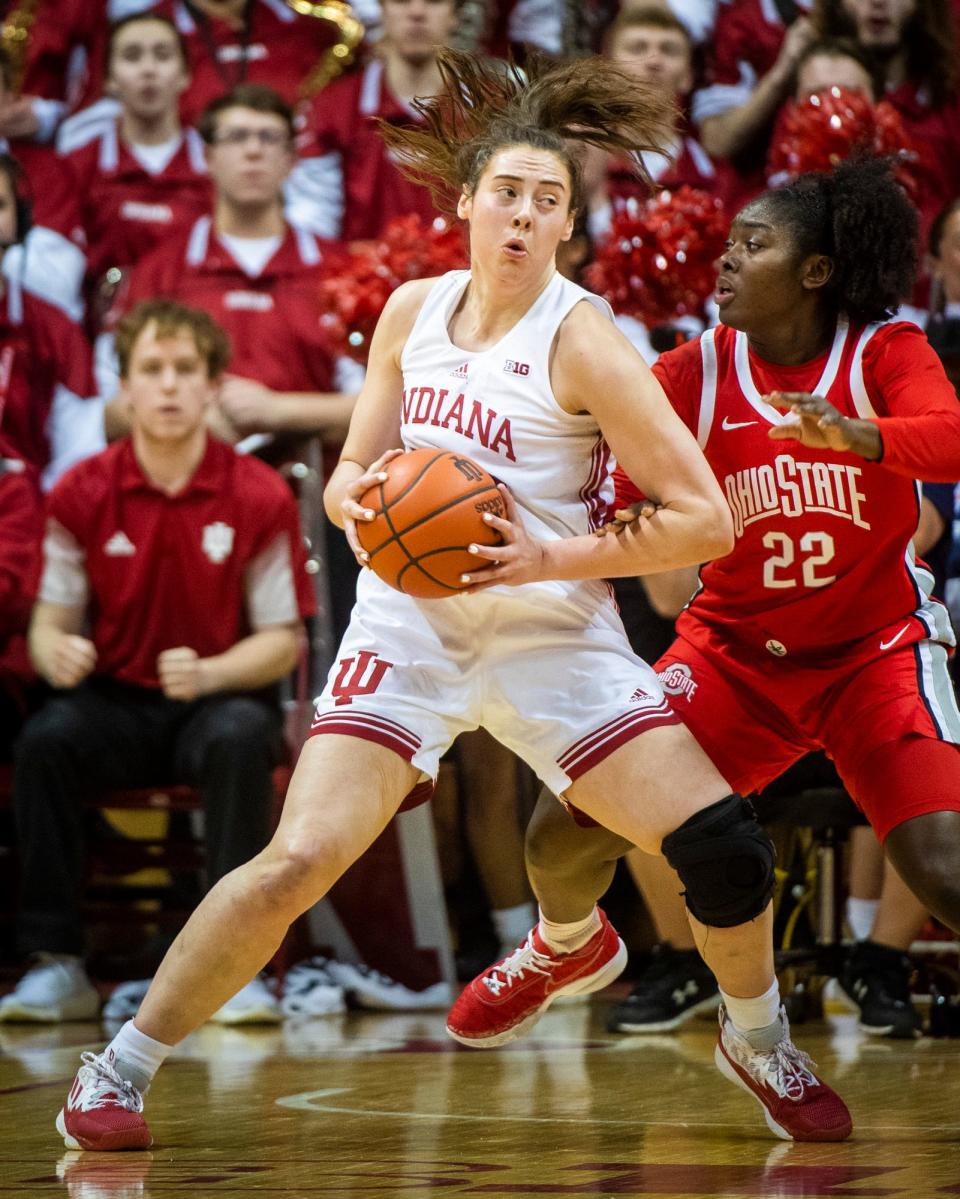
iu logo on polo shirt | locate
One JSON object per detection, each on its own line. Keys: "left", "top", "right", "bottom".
{"left": 202, "top": 522, "right": 235, "bottom": 564}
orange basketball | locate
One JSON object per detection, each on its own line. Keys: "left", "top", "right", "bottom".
{"left": 356, "top": 448, "right": 506, "bottom": 598}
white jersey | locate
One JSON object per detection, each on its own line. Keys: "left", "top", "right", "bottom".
{"left": 399, "top": 268, "right": 616, "bottom": 613}
{"left": 312, "top": 269, "right": 679, "bottom": 797}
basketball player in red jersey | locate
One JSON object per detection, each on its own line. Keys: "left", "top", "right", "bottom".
{"left": 456, "top": 153, "right": 960, "bottom": 1063}
{"left": 57, "top": 52, "right": 852, "bottom": 1152}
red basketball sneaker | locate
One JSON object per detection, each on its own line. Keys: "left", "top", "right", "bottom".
{"left": 714, "top": 1006, "right": 853, "bottom": 1141}
{"left": 57, "top": 1052, "right": 153, "bottom": 1150}
{"left": 446, "top": 910, "right": 627, "bottom": 1047}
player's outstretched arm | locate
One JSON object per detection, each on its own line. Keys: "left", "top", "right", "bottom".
{"left": 463, "top": 308, "right": 732, "bottom": 590}
{"left": 550, "top": 305, "right": 732, "bottom": 579}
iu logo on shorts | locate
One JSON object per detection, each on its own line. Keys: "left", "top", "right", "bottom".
{"left": 331, "top": 650, "right": 394, "bottom": 706}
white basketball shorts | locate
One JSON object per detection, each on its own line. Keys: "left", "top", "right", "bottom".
{"left": 309, "top": 572, "right": 679, "bottom": 795}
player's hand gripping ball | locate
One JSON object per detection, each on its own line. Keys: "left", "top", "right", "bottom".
{"left": 356, "top": 448, "right": 506, "bottom": 598}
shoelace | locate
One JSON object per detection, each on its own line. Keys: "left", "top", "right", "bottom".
{"left": 762, "top": 1040, "right": 819, "bottom": 1101}
{"left": 75, "top": 1052, "right": 144, "bottom": 1113}
{"left": 483, "top": 941, "right": 552, "bottom": 994}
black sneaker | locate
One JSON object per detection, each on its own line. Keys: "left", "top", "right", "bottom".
{"left": 836, "top": 941, "right": 921, "bottom": 1039}
{"left": 606, "top": 943, "right": 720, "bottom": 1033}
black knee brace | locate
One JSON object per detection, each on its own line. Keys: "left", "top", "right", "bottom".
{"left": 661, "top": 794, "right": 776, "bottom": 928}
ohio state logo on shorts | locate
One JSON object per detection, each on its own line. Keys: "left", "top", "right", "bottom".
{"left": 331, "top": 650, "right": 394, "bottom": 706}
{"left": 657, "top": 662, "right": 698, "bottom": 702}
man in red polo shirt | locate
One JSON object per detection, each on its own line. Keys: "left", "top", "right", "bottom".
{"left": 0, "top": 298, "right": 315, "bottom": 1026}
{"left": 57, "top": 14, "right": 212, "bottom": 327}
{"left": 290, "top": 0, "right": 459, "bottom": 239}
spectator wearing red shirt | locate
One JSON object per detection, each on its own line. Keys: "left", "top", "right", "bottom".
{"left": 811, "top": 0, "right": 960, "bottom": 239}
{"left": 85, "top": 0, "right": 343, "bottom": 127}
{"left": 58, "top": 14, "right": 212, "bottom": 328}
{"left": 290, "top": 0, "right": 460, "bottom": 240}
{"left": 0, "top": 299, "right": 315, "bottom": 1026}
{"left": 586, "top": 6, "right": 718, "bottom": 241}
{"left": 0, "top": 155, "right": 104, "bottom": 488}
{"left": 107, "top": 85, "right": 355, "bottom": 445}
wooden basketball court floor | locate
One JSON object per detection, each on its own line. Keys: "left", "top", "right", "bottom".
{"left": 2, "top": 1001, "right": 959, "bottom": 1198}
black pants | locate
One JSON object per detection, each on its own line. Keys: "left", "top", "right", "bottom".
{"left": 12, "top": 679, "right": 283, "bottom": 956}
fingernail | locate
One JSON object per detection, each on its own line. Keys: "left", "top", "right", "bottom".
{"left": 378, "top": 473, "right": 387, "bottom": 481}
{"left": 364, "top": 509, "right": 374, "bottom": 519}
{"left": 482, "top": 513, "right": 493, "bottom": 522}
{"left": 468, "top": 544, "right": 478, "bottom": 554}
{"left": 360, "top": 551, "right": 369, "bottom": 561}
{"left": 460, "top": 574, "right": 470, "bottom": 583}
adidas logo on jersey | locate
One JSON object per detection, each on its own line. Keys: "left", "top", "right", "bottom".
{"left": 104, "top": 531, "right": 136, "bottom": 556}
{"left": 451, "top": 362, "right": 469, "bottom": 378}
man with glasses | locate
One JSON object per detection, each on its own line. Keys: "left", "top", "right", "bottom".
{"left": 105, "top": 84, "right": 357, "bottom": 455}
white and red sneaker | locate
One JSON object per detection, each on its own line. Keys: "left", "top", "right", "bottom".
{"left": 715, "top": 1006, "right": 853, "bottom": 1142}
{"left": 446, "top": 910, "right": 627, "bottom": 1047}
{"left": 56, "top": 1052, "right": 153, "bottom": 1151}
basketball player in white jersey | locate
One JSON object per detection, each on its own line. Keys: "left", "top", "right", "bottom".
{"left": 58, "top": 52, "right": 851, "bottom": 1151}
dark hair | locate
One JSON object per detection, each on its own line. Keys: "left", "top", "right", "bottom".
{"left": 753, "top": 156, "right": 919, "bottom": 323}
{"left": 197, "top": 83, "right": 295, "bottom": 144}
{"left": 604, "top": 5, "right": 693, "bottom": 54}
{"left": 929, "top": 197, "right": 960, "bottom": 257}
{"left": 0, "top": 47, "right": 11, "bottom": 93}
{"left": 115, "top": 299, "right": 231, "bottom": 379}
{"left": 377, "top": 49, "right": 677, "bottom": 216}
{"left": 811, "top": 0, "right": 957, "bottom": 106}
{"left": 107, "top": 12, "right": 188, "bottom": 73}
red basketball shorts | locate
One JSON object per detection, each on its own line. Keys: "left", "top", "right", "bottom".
{"left": 654, "top": 630, "right": 960, "bottom": 842}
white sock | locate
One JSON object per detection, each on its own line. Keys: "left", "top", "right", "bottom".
{"left": 537, "top": 907, "right": 601, "bottom": 955}
{"left": 846, "top": 897, "right": 879, "bottom": 942}
{"left": 722, "top": 977, "right": 783, "bottom": 1049}
{"left": 492, "top": 902, "right": 537, "bottom": 950}
{"left": 104, "top": 1019, "right": 174, "bottom": 1094}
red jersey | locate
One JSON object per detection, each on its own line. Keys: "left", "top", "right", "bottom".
{"left": 88, "top": 0, "right": 339, "bottom": 127}
{"left": 295, "top": 60, "right": 441, "bottom": 242}
{"left": 616, "top": 320, "right": 960, "bottom": 659}
{"left": 58, "top": 121, "right": 212, "bottom": 285}
{"left": 40, "top": 436, "right": 316, "bottom": 689}
{"left": 0, "top": 277, "right": 97, "bottom": 478}
{"left": 119, "top": 216, "right": 338, "bottom": 393}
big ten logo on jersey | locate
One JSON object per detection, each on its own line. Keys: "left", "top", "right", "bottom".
{"left": 503, "top": 359, "right": 530, "bottom": 376}
{"left": 331, "top": 650, "right": 394, "bottom": 707}
{"left": 724, "top": 454, "right": 870, "bottom": 592}
{"left": 402, "top": 386, "right": 516, "bottom": 462}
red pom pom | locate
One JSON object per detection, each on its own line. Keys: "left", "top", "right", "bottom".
{"left": 767, "top": 86, "right": 921, "bottom": 200}
{"left": 318, "top": 215, "right": 469, "bottom": 364}
{"left": 584, "top": 186, "right": 727, "bottom": 324}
